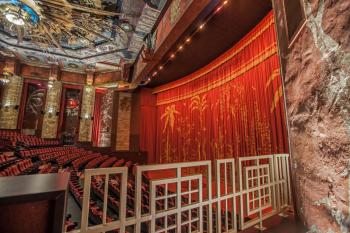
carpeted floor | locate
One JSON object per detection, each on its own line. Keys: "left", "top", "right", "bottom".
{"left": 241, "top": 215, "right": 308, "bottom": 233}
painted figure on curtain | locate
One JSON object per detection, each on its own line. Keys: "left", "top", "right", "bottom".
{"left": 155, "top": 12, "right": 288, "bottom": 163}
{"left": 25, "top": 88, "right": 45, "bottom": 115}
{"left": 22, "top": 83, "right": 46, "bottom": 135}
{"left": 190, "top": 95, "right": 208, "bottom": 161}
{"left": 161, "top": 104, "right": 180, "bottom": 162}
{"left": 62, "top": 89, "right": 81, "bottom": 144}
{"left": 66, "top": 98, "right": 80, "bottom": 117}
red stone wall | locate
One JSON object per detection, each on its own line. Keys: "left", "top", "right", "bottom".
{"left": 284, "top": 0, "right": 350, "bottom": 232}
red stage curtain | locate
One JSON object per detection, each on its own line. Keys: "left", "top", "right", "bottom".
{"left": 153, "top": 12, "right": 288, "bottom": 163}
{"left": 139, "top": 88, "right": 157, "bottom": 163}
{"left": 92, "top": 89, "right": 105, "bottom": 147}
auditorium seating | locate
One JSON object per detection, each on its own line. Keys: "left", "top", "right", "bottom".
{"left": 20, "top": 146, "right": 78, "bottom": 158}
{"left": 0, "top": 159, "right": 34, "bottom": 176}
{"left": 112, "top": 158, "right": 125, "bottom": 167}
{"left": 0, "top": 130, "right": 59, "bottom": 148}
{"left": 71, "top": 153, "right": 101, "bottom": 170}
{"left": 85, "top": 155, "right": 110, "bottom": 169}
{"left": 38, "top": 163, "right": 57, "bottom": 174}
{"left": 0, "top": 131, "right": 203, "bottom": 232}
{"left": 56, "top": 150, "right": 94, "bottom": 166}
{"left": 99, "top": 157, "right": 118, "bottom": 168}
{"left": 0, "top": 152, "right": 16, "bottom": 165}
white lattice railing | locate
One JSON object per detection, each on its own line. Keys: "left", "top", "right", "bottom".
{"left": 71, "top": 154, "right": 292, "bottom": 233}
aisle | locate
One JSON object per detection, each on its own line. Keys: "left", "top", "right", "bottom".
{"left": 67, "top": 193, "right": 82, "bottom": 228}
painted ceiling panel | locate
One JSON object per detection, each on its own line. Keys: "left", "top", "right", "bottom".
{"left": 0, "top": 0, "right": 166, "bottom": 72}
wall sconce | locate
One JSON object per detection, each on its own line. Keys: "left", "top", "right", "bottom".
{"left": 42, "top": 108, "right": 59, "bottom": 118}
{"left": 85, "top": 85, "right": 92, "bottom": 93}
{"left": 2, "top": 104, "right": 10, "bottom": 111}
{"left": 47, "top": 79, "right": 54, "bottom": 89}
{"left": 0, "top": 66, "right": 12, "bottom": 84}
{"left": 80, "top": 113, "right": 93, "bottom": 120}
{"left": 0, "top": 103, "right": 18, "bottom": 111}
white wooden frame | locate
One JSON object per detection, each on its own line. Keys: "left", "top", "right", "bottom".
{"left": 70, "top": 154, "right": 292, "bottom": 233}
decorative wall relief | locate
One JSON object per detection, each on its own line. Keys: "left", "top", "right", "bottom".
{"left": 22, "top": 83, "right": 46, "bottom": 135}
{"left": 79, "top": 85, "right": 95, "bottom": 142}
{"left": 283, "top": 0, "right": 350, "bottom": 232}
{"left": 42, "top": 81, "right": 62, "bottom": 138}
{"left": 115, "top": 92, "right": 132, "bottom": 151}
{"left": 99, "top": 89, "right": 113, "bottom": 147}
{"left": 0, "top": 75, "right": 23, "bottom": 129}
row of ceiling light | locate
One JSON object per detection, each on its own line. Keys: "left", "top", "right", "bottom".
{"left": 148, "top": 0, "right": 229, "bottom": 82}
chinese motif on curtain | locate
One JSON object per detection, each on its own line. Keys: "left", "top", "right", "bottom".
{"left": 153, "top": 12, "right": 288, "bottom": 163}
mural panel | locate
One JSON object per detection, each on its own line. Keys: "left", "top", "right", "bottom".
{"left": 61, "top": 88, "right": 81, "bottom": 144}
{"left": 22, "top": 83, "right": 46, "bottom": 135}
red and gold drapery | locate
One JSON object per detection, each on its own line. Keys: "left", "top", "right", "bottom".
{"left": 151, "top": 12, "right": 288, "bottom": 163}
{"left": 92, "top": 89, "right": 106, "bottom": 147}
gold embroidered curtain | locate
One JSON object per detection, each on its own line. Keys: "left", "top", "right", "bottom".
{"left": 152, "top": 12, "right": 288, "bottom": 163}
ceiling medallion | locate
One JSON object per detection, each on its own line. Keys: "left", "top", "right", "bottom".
{"left": 1, "top": 0, "right": 41, "bottom": 26}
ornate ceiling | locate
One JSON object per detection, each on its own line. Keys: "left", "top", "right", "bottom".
{"left": 0, "top": 0, "right": 166, "bottom": 73}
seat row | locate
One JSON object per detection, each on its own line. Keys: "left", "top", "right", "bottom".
{"left": 0, "top": 159, "right": 33, "bottom": 176}
{"left": 85, "top": 155, "right": 110, "bottom": 169}
{"left": 40, "top": 149, "right": 88, "bottom": 164}
{"left": 20, "top": 146, "right": 79, "bottom": 158}
{"left": 56, "top": 152, "right": 91, "bottom": 166}
{"left": 0, "top": 130, "right": 59, "bottom": 147}
{"left": 0, "top": 152, "right": 16, "bottom": 165}
{"left": 71, "top": 153, "right": 101, "bottom": 170}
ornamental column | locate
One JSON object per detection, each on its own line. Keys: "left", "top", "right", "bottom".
{"left": 78, "top": 69, "right": 95, "bottom": 142}
{"left": 41, "top": 63, "right": 62, "bottom": 138}
{"left": 0, "top": 57, "right": 23, "bottom": 129}
{"left": 112, "top": 91, "right": 132, "bottom": 151}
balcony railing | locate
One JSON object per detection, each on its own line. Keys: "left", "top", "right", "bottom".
{"left": 70, "top": 154, "right": 292, "bottom": 233}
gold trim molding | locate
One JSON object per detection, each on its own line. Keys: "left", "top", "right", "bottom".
{"left": 156, "top": 45, "right": 277, "bottom": 106}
